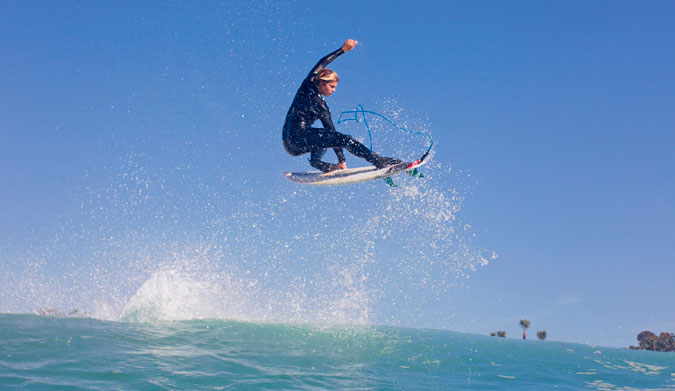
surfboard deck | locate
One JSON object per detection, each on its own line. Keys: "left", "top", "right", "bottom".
{"left": 284, "top": 157, "right": 428, "bottom": 186}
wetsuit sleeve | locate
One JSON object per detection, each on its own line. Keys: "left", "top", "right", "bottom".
{"left": 307, "top": 47, "right": 345, "bottom": 79}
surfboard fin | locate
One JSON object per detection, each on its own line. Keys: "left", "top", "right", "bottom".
{"left": 407, "top": 167, "right": 425, "bottom": 178}
{"left": 383, "top": 177, "right": 398, "bottom": 187}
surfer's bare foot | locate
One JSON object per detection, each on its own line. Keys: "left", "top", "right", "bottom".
{"left": 337, "top": 162, "right": 347, "bottom": 170}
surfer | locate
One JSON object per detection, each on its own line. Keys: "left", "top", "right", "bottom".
{"left": 282, "top": 39, "right": 401, "bottom": 173}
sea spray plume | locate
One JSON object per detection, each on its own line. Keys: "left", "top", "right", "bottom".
{"left": 121, "top": 268, "right": 257, "bottom": 322}
{"left": 115, "top": 245, "right": 374, "bottom": 325}
{"left": 335, "top": 101, "right": 497, "bottom": 325}
{"left": 99, "top": 125, "right": 493, "bottom": 328}
{"left": 324, "top": 162, "right": 497, "bottom": 327}
{"left": 75, "top": 172, "right": 379, "bottom": 326}
{"left": 2, "top": 108, "right": 494, "bottom": 330}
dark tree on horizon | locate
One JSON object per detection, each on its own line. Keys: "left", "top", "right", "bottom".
{"left": 633, "top": 331, "right": 675, "bottom": 352}
{"left": 520, "top": 319, "right": 530, "bottom": 340}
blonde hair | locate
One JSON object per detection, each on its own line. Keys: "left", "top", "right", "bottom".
{"left": 316, "top": 68, "right": 340, "bottom": 84}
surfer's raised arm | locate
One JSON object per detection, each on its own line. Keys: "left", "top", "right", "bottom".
{"left": 308, "top": 39, "right": 358, "bottom": 77}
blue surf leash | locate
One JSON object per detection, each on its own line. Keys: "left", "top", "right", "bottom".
{"left": 337, "top": 104, "right": 434, "bottom": 161}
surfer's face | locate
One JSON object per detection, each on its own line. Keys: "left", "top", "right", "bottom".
{"left": 319, "top": 81, "right": 338, "bottom": 97}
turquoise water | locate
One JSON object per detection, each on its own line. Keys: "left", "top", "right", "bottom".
{"left": 1, "top": 314, "right": 673, "bottom": 390}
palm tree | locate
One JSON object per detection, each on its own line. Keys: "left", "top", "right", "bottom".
{"left": 537, "top": 330, "right": 547, "bottom": 340}
{"left": 520, "top": 319, "right": 531, "bottom": 339}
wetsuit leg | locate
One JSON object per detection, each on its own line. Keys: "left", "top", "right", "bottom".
{"left": 288, "top": 127, "right": 400, "bottom": 170}
{"left": 309, "top": 128, "right": 374, "bottom": 160}
{"left": 309, "top": 148, "right": 338, "bottom": 173}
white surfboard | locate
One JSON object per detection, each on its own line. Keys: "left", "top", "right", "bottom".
{"left": 284, "top": 157, "right": 428, "bottom": 186}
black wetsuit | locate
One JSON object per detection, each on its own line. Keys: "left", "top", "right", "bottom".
{"left": 282, "top": 47, "right": 380, "bottom": 173}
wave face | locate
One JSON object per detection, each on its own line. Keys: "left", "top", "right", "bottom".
{"left": 2, "top": 314, "right": 673, "bottom": 390}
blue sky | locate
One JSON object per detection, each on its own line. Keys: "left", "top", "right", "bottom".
{"left": 1, "top": 1, "right": 674, "bottom": 347}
